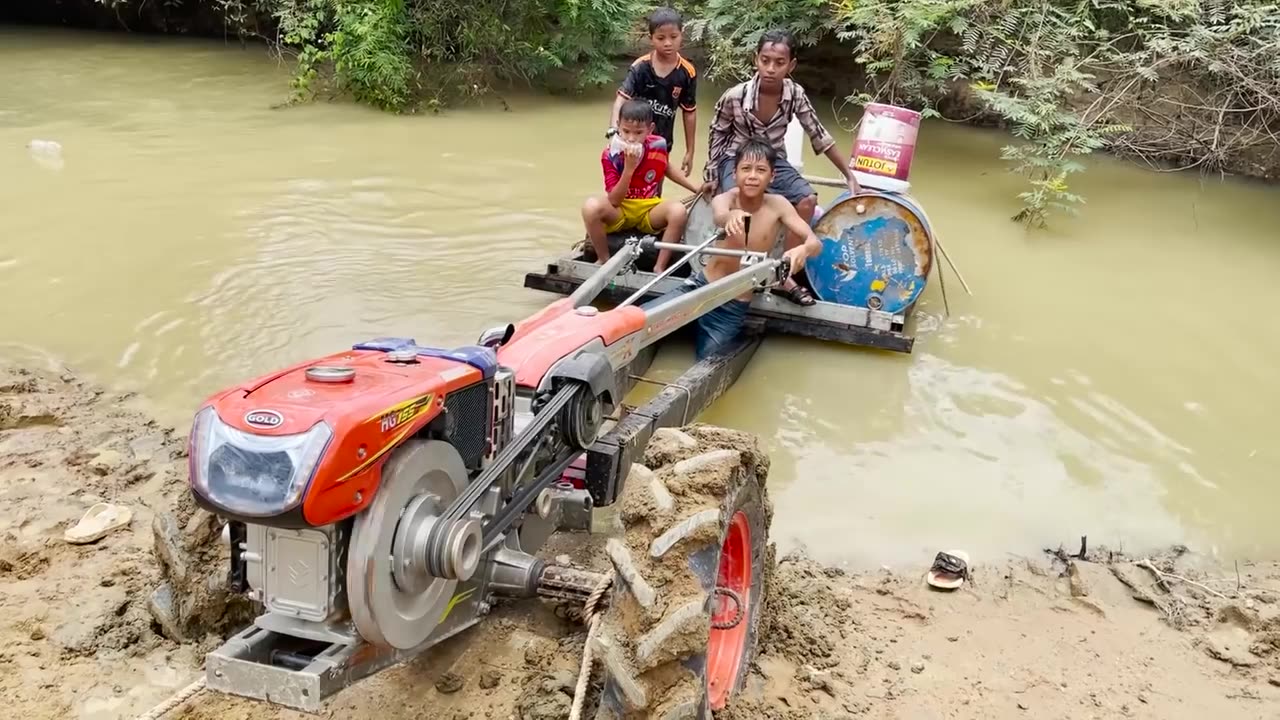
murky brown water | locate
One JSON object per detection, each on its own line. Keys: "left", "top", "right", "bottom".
{"left": 3, "top": 27, "right": 1279, "bottom": 570}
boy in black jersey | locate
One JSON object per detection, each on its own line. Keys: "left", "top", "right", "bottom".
{"left": 609, "top": 7, "right": 698, "bottom": 177}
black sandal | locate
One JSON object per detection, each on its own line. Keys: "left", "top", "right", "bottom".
{"left": 926, "top": 550, "right": 971, "bottom": 590}
{"left": 775, "top": 280, "right": 817, "bottom": 306}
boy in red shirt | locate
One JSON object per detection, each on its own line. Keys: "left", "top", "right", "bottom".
{"left": 582, "top": 99, "right": 700, "bottom": 272}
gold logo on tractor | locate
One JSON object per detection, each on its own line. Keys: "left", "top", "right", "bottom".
{"left": 373, "top": 393, "right": 436, "bottom": 433}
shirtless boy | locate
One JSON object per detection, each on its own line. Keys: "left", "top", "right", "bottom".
{"left": 643, "top": 139, "right": 822, "bottom": 360}
{"left": 701, "top": 28, "right": 859, "bottom": 306}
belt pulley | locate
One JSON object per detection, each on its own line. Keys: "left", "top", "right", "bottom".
{"left": 421, "top": 380, "right": 602, "bottom": 580}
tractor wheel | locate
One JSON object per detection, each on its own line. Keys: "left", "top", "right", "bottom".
{"left": 592, "top": 426, "right": 773, "bottom": 719}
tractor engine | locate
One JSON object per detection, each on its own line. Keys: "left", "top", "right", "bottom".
{"left": 188, "top": 338, "right": 587, "bottom": 654}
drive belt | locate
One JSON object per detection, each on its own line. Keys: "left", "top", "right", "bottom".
{"left": 423, "top": 383, "right": 581, "bottom": 577}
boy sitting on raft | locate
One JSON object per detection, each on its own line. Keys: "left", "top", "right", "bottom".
{"left": 582, "top": 99, "right": 701, "bottom": 272}
{"left": 643, "top": 138, "right": 821, "bottom": 360}
{"left": 701, "top": 28, "right": 860, "bottom": 306}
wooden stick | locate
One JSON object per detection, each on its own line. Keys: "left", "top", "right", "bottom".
{"left": 935, "top": 239, "right": 974, "bottom": 297}
{"left": 802, "top": 173, "right": 848, "bottom": 189}
{"left": 1134, "top": 558, "right": 1229, "bottom": 599}
{"left": 934, "top": 235, "right": 951, "bottom": 318}
{"left": 802, "top": 173, "right": 974, "bottom": 297}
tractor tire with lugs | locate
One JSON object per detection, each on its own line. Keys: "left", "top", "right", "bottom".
{"left": 593, "top": 425, "right": 773, "bottom": 719}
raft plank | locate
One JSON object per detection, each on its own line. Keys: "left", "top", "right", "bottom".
{"left": 523, "top": 259, "right": 915, "bottom": 354}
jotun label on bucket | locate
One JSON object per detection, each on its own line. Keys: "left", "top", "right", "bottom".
{"left": 851, "top": 103, "right": 921, "bottom": 183}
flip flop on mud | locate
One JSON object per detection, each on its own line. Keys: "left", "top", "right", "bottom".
{"left": 774, "top": 280, "right": 816, "bottom": 306}
{"left": 925, "top": 550, "right": 970, "bottom": 590}
{"left": 64, "top": 502, "right": 132, "bottom": 544}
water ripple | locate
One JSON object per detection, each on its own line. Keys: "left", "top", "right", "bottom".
{"left": 769, "top": 353, "right": 1203, "bottom": 569}
{"left": 179, "top": 173, "right": 556, "bottom": 397}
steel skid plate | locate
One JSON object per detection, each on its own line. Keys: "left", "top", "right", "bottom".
{"left": 347, "top": 438, "right": 468, "bottom": 650}
{"left": 205, "top": 599, "right": 486, "bottom": 713}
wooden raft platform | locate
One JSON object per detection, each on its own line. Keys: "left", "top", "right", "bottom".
{"left": 522, "top": 255, "right": 915, "bottom": 354}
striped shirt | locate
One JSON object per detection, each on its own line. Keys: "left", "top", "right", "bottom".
{"left": 703, "top": 75, "right": 836, "bottom": 184}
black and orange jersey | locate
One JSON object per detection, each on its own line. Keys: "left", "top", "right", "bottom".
{"left": 618, "top": 53, "right": 697, "bottom": 148}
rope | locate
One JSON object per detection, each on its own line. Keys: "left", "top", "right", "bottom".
{"left": 568, "top": 574, "right": 614, "bottom": 720}
{"left": 709, "top": 587, "right": 744, "bottom": 630}
{"left": 134, "top": 677, "right": 207, "bottom": 720}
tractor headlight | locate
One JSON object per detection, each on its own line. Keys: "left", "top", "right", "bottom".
{"left": 189, "top": 406, "right": 333, "bottom": 518}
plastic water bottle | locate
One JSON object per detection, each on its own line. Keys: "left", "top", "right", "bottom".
{"left": 28, "top": 139, "right": 62, "bottom": 155}
{"left": 27, "top": 139, "right": 64, "bottom": 170}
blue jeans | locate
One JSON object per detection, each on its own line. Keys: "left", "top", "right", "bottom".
{"left": 716, "top": 155, "right": 815, "bottom": 205}
{"left": 641, "top": 272, "right": 751, "bottom": 361}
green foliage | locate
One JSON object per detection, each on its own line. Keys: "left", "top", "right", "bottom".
{"left": 832, "top": 0, "right": 976, "bottom": 115}
{"left": 261, "top": 0, "right": 642, "bottom": 112}
{"left": 685, "top": 0, "right": 1280, "bottom": 227}
{"left": 973, "top": 70, "right": 1127, "bottom": 227}
{"left": 330, "top": 0, "right": 414, "bottom": 111}
{"left": 683, "top": 0, "right": 836, "bottom": 81}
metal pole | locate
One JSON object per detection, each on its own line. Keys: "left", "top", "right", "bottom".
{"left": 648, "top": 242, "right": 767, "bottom": 260}
{"left": 568, "top": 239, "right": 643, "bottom": 308}
{"left": 638, "top": 259, "right": 784, "bottom": 349}
{"left": 617, "top": 231, "right": 724, "bottom": 308}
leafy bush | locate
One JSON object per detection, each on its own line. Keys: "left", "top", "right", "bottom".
{"left": 683, "top": 0, "right": 836, "bottom": 81}
{"left": 686, "top": 0, "right": 1280, "bottom": 226}
{"left": 263, "top": 0, "right": 642, "bottom": 112}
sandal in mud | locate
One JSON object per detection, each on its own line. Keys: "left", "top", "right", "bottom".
{"left": 774, "top": 280, "right": 816, "bottom": 306}
{"left": 64, "top": 502, "right": 133, "bottom": 545}
{"left": 926, "top": 550, "right": 971, "bottom": 590}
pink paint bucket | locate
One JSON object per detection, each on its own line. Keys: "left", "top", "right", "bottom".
{"left": 850, "top": 103, "right": 921, "bottom": 194}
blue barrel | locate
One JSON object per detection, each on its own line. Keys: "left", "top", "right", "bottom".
{"left": 805, "top": 190, "right": 935, "bottom": 315}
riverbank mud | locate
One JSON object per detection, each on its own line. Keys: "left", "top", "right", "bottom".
{"left": 2, "top": 360, "right": 1278, "bottom": 719}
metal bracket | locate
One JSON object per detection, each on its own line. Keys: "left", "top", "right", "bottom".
{"left": 547, "top": 352, "right": 619, "bottom": 408}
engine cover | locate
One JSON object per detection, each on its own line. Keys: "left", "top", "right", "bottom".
{"left": 193, "top": 341, "right": 495, "bottom": 528}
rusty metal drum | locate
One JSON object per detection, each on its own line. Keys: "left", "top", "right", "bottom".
{"left": 805, "top": 190, "right": 935, "bottom": 315}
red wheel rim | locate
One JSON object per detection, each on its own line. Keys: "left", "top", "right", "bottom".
{"left": 707, "top": 510, "right": 751, "bottom": 710}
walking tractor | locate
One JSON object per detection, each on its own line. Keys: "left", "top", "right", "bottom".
{"left": 187, "top": 112, "right": 943, "bottom": 717}
{"left": 190, "top": 233, "right": 789, "bottom": 716}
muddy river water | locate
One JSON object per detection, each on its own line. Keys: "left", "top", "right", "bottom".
{"left": 3, "top": 28, "right": 1279, "bottom": 570}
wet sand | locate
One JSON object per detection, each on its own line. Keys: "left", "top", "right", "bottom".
{"left": 2, "top": 360, "right": 1278, "bottom": 720}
